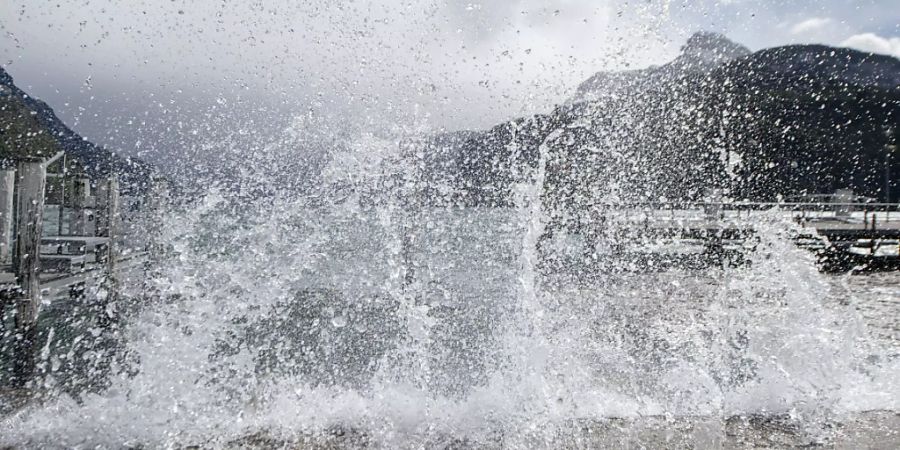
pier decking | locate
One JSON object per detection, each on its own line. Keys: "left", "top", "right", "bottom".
{"left": 588, "top": 202, "right": 900, "bottom": 236}
{"left": 559, "top": 202, "right": 900, "bottom": 270}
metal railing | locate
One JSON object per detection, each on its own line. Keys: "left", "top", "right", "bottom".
{"left": 586, "top": 202, "right": 900, "bottom": 212}
{"left": 581, "top": 202, "right": 900, "bottom": 230}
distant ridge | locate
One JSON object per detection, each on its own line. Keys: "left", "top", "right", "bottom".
{"left": 413, "top": 32, "right": 900, "bottom": 217}
{"left": 717, "top": 43, "right": 900, "bottom": 89}
{"left": 570, "top": 32, "right": 752, "bottom": 103}
{"left": 0, "top": 66, "right": 154, "bottom": 193}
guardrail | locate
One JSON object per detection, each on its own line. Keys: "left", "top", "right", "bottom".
{"left": 585, "top": 202, "right": 900, "bottom": 211}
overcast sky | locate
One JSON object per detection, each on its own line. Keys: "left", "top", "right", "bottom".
{"left": 1, "top": 0, "right": 898, "bottom": 171}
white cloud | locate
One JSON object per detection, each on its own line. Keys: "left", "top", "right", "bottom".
{"left": 840, "top": 33, "right": 900, "bottom": 58}
{"left": 790, "top": 17, "right": 832, "bottom": 35}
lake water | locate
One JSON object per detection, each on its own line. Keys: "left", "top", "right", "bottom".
{"left": 1, "top": 203, "right": 898, "bottom": 448}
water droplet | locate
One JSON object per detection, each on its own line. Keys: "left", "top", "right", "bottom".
{"left": 331, "top": 314, "right": 347, "bottom": 328}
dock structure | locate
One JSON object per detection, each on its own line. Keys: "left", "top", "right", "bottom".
{"left": 0, "top": 149, "right": 148, "bottom": 388}
{"left": 587, "top": 201, "right": 900, "bottom": 232}
{"left": 567, "top": 201, "right": 900, "bottom": 270}
{"left": 8, "top": 159, "right": 48, "bottom": 384}
{"left": 0, "top": 170, "right": 14, "bottom": 263}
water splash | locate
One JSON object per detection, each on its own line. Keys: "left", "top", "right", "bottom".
{"left": 1, "top": 124, "right": 897, "bottom": 448}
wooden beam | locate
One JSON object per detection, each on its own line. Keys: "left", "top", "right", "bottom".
{"left": 11, "top": 160, "right": 47, "bottom": 387}
{"left": 43, "top": 151, "right": 65, "bottom": 166}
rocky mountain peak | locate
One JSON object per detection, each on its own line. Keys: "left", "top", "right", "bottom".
{"left": 676, "top": 31, "right": 751, "bottom": 71}
{"left": 569, "top": 32, "right": 750, "bottom": 104}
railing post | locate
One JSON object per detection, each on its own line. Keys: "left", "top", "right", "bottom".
{"left": 704, "top": 189, "right": 724, "bottom": 222}
{"left": 95, "top": 176, "right": 120, "bottom": 325}
{"left": 71, "top": 177, "right": 92, "bottom": 236}
{"left": 833, "top": 189, "right": 853, "bottom": 218}
{"left": 0, "top": 169, "right": 15, "bottom": 264}
{"left": 11, "top": 160, "right": 47, "bottom": 387}
{"left": 56, "top": 154, "right": 66, "bottom": 236}
{"left": 95, "top": 177, "right": 119, "bottom": 241}
{"left": 145, "top": 176, "right": 169, "bottom": 262}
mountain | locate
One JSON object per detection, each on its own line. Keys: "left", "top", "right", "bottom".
{"left": 704, "top": 44, "right": 900, "bottom": 201}
{"left": 0, "top": 66, "right": 154, "bottom": 193}
{"left": 719, "top": 44, "right": 900, "bottom": 89}
{"left": 570, "top": 31, "right": 751, "bottom": 104}
{"left": 0, "top": 86, "right": 59, "bottom": 161}
{"left": 410, "top": 32, "right": 900, "bottom": 229}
